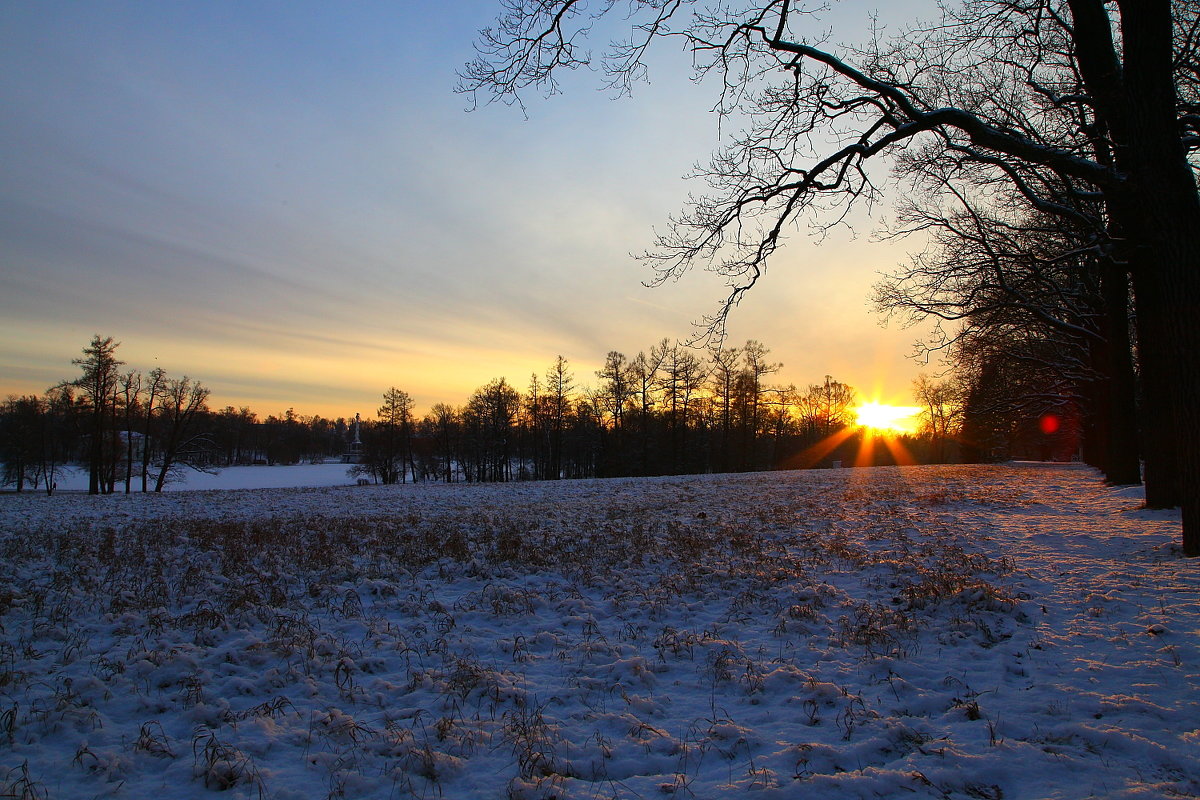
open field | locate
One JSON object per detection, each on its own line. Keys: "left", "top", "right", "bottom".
{"left": 1, "top": 463, "right": 1197, "bottom": 799}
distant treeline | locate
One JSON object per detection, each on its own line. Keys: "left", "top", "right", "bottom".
{"left": 2, "top": 335, "right": 977, "bottom": 494}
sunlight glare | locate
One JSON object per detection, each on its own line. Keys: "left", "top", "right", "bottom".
{"left": 855, "top": 402, "right": 921, "bottom": 434}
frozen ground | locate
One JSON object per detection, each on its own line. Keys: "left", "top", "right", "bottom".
{"left": 0, "top": 463, "right": 1196, "bottom": 799}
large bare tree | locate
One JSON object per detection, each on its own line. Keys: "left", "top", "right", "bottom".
{"left": 462, "top": 0, "right": 1200, "bottom": 554}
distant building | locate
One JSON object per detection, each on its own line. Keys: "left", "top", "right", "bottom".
{"left": 342, "top": 413, "right": 363, "bottom": 464}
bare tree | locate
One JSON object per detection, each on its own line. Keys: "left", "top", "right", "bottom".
{"left": 912, "top": 374, "right": 965, "bottom": 463}
{"left": 70, "top": 335, "right": 123, "bottom": 494}
{"left": 139, "top": 367, "right": 166, "bottom": 492}
{"left": 427, "top": 403, "right": 460, "bottom": 483}
{"left": 874, "top": 188, "right": 1140, "bottom": 484}
{"left": 804, "top": 376, "right": 858, "bottom": 438}
{"left": 464, "top": 378, "right": 521, "bottom": 482}
{"left": 954, "top": 333, "right": 1079, "bottom": 462}
{"left": 153, "top": 376, "right": 211, "bottom": 492}
{"left": 545, "top": 355, "right": 575, "bottom": 479}
{"left": 524, "top": 372, "right": 545, "bottom": 480}
{"left": 740, "top": 339, "right": 781, "bottom": 468}
{"left": 35, "top": 387, "right": 77, "bottom": 495}
{"left": 366, "top": 387, "right": 415, "bottom": 485}
{"left": 595, "top": 351, "right": 632, "bottom": 431}
{"left": 118, "top": 370, "right": 142, "bottom": 494}
{"left": 595, "top": 351, "right": 633, "bottom": 474}
{"left": 1, "top": 396, "right": 43, "bottom": 492}
{"left": 463, "top": 1, "right": 1200, "bottom": 553}
{"left": 708, "top": 344, "right": 742, "bottom": 471}
{"left": 660, "top": 341, "right": 708, "bottom": 472}
{"left": 628, "top": 347, "right": 664, "bottom": 475}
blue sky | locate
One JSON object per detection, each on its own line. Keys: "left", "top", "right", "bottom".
{"left": 1, "top": 1, "right": 937, "bottom": 417}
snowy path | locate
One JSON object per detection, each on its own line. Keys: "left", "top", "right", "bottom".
{"left": 0, "top": 463, "right": 1197, "bottom": 799}
{"left": 965, "top": 469, "right": 1200, "bottom": 798}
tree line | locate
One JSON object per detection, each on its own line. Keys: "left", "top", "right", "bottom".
{"left": 1, "top": 336, "right": 215, "bottom": 494}
{"left": 4, "top": 335, "right": 971, "bottom": 493}
{"left": 352, "top": 343, "right": 879, "bottom": 485}
{"left": 0, "top": 336, "right": 370, "bottom": 494}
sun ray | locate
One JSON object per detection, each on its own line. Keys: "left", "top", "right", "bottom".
{"left": 784, "top": 426, "right": 859, "bottom": 469}
{"left": 881, "top": 434, "right": 917, "bottom": 466}
{"left": 854, "top": 427, "right": 877, "bottom": 467}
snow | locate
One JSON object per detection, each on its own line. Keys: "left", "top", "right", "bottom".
{"left": 1, "top": 463, "right": 1197, "bottom": 799}
{"left": 47, "top": 462, "right": 363, "bottom": 492}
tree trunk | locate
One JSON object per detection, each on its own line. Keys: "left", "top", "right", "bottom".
{"left": 153, "top": 457, "right": 172, "bottom": 492}
{"left": 1078, "top": 366, "right": 1108, "bottom": 473}
{"left": 1131, "top": 277, "right": 1180, "bottom": 506}
{"left": 89, "top": 407, "right": 103, "bottom": 494}
{"left": 1099, "top": 259, "right": 1142, "bottom": 486}
{"left": 1118, "top": 1, "right": 1200, "bottom": 554}
{"left": 1131, "top": 243, "right": 1200, "bottom": 554}
{"left": 1072, "top": 0, "right": 1198, "bottom": 552}
{"left": 1106, "top": 181, "right": 1176, "bottom": 503}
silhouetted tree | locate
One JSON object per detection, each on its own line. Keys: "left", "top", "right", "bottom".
{"left": 425, "top": 403, "right": 461, "bottom": 482}
{"left": 912, "top": 374, "right": 964, "bottom": 464}
{"left": 139, "top": 367, "right": 166, "bottom": 490}
{"left": 660, "top": 341, "right": 707, "bottom": 473}
{"left": 738, "top": 340, "right": 781, "bottom": 469}
{"left": 524, "top": 373, "right": 546, "bottom": 480}
{"left": 708, "top": 345, "right": 741, "bottom": 472}
{"left": 117, "top": 370, "right": 141, "bottom": 494}
{"left": 544, "top": 356, "right": 574, "bottom": 479}
{"left": 152, "top": 376, "right": 211, "bottom": 491}
{"left": 38, "top": 387, "right": 78, "bottom": 494}
{"left": 366, "top": 387, "right": 415, "bottom": 485}
{"left": 805, "top": 377, "right": 858, "bottom": 440}
{"left": 595, "top": 352, "right": 632, "bottom": 475}
{"left": 464, "top": 378, "right": 520, "bottom": 482}
{"left": 1, "top": 396, "right": 42, "bottom": 491}
{"left": 628, "top": 347, "right": 663, "bottom": 475}
{"left": 70, "top": 335, "right": 123, "bottom": 494}
{"left": 873, "top": 157, "right": 1140, "bottom": 486}
{"left": 211, "top": 406, "right": 258, "bottom": 466}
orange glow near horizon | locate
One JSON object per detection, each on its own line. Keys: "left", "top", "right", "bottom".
{"left": 784, "top": 421, "right": 919, "bottom": 472}
{"left": 852, "top": 426, "right": 918, "bottom": 468}
{"left": 875, "top": 429, "right": 918, "bottom": 467}
{"left": 784, "top": 426, "right": 859, "bottom": 470}
{"left": 854, "top": 426, "right": 878, "bottom": 468}
{"left": 855, "top": 402, "right": 922, "bottom": 435}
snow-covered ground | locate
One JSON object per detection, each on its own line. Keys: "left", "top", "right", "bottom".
{"left": 45, "top": 462, "right": 363, "bottom": 493}
{"left": 1, "top": 463, "right": 1196, "bottom": 799}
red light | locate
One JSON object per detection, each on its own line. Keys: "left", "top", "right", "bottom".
{"left": 1039, "top": 414, "right": 1060, "bottom": 435}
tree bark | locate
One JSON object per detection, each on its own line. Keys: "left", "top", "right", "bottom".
{"left": 1129, "top": 229, "right": 1200, "bottom": 554}
{"left": 1070, "top": 0, "right": 1198, "bottom": 553}
{"left": 1132, "top": 274, "right": 1181, "bottom": 507}
{"left": 1116, "top": 0, "right": 1200, "bottom": 553}
{"left": 1098, "top": 258, "right": 1142, "bottom": 486}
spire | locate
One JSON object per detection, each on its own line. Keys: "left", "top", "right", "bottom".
{"left": 343, "top": 412, "right": 364, "bottom": 463}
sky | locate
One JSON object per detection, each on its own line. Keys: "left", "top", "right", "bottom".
{"left": 0, "top": 1, "right": 940, "bottom": 420}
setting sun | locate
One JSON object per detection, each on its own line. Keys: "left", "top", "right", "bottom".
{"left": 855, "top": 402, "right": 922, "bottom": 434}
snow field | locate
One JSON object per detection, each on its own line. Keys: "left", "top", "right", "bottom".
{"left": 0, "top": 463, "right": 1197, "bottom": 799}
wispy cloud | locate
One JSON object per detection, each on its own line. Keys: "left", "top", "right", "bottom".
{"left": 0, "top": 1, "right": 930, "bottom": 416}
